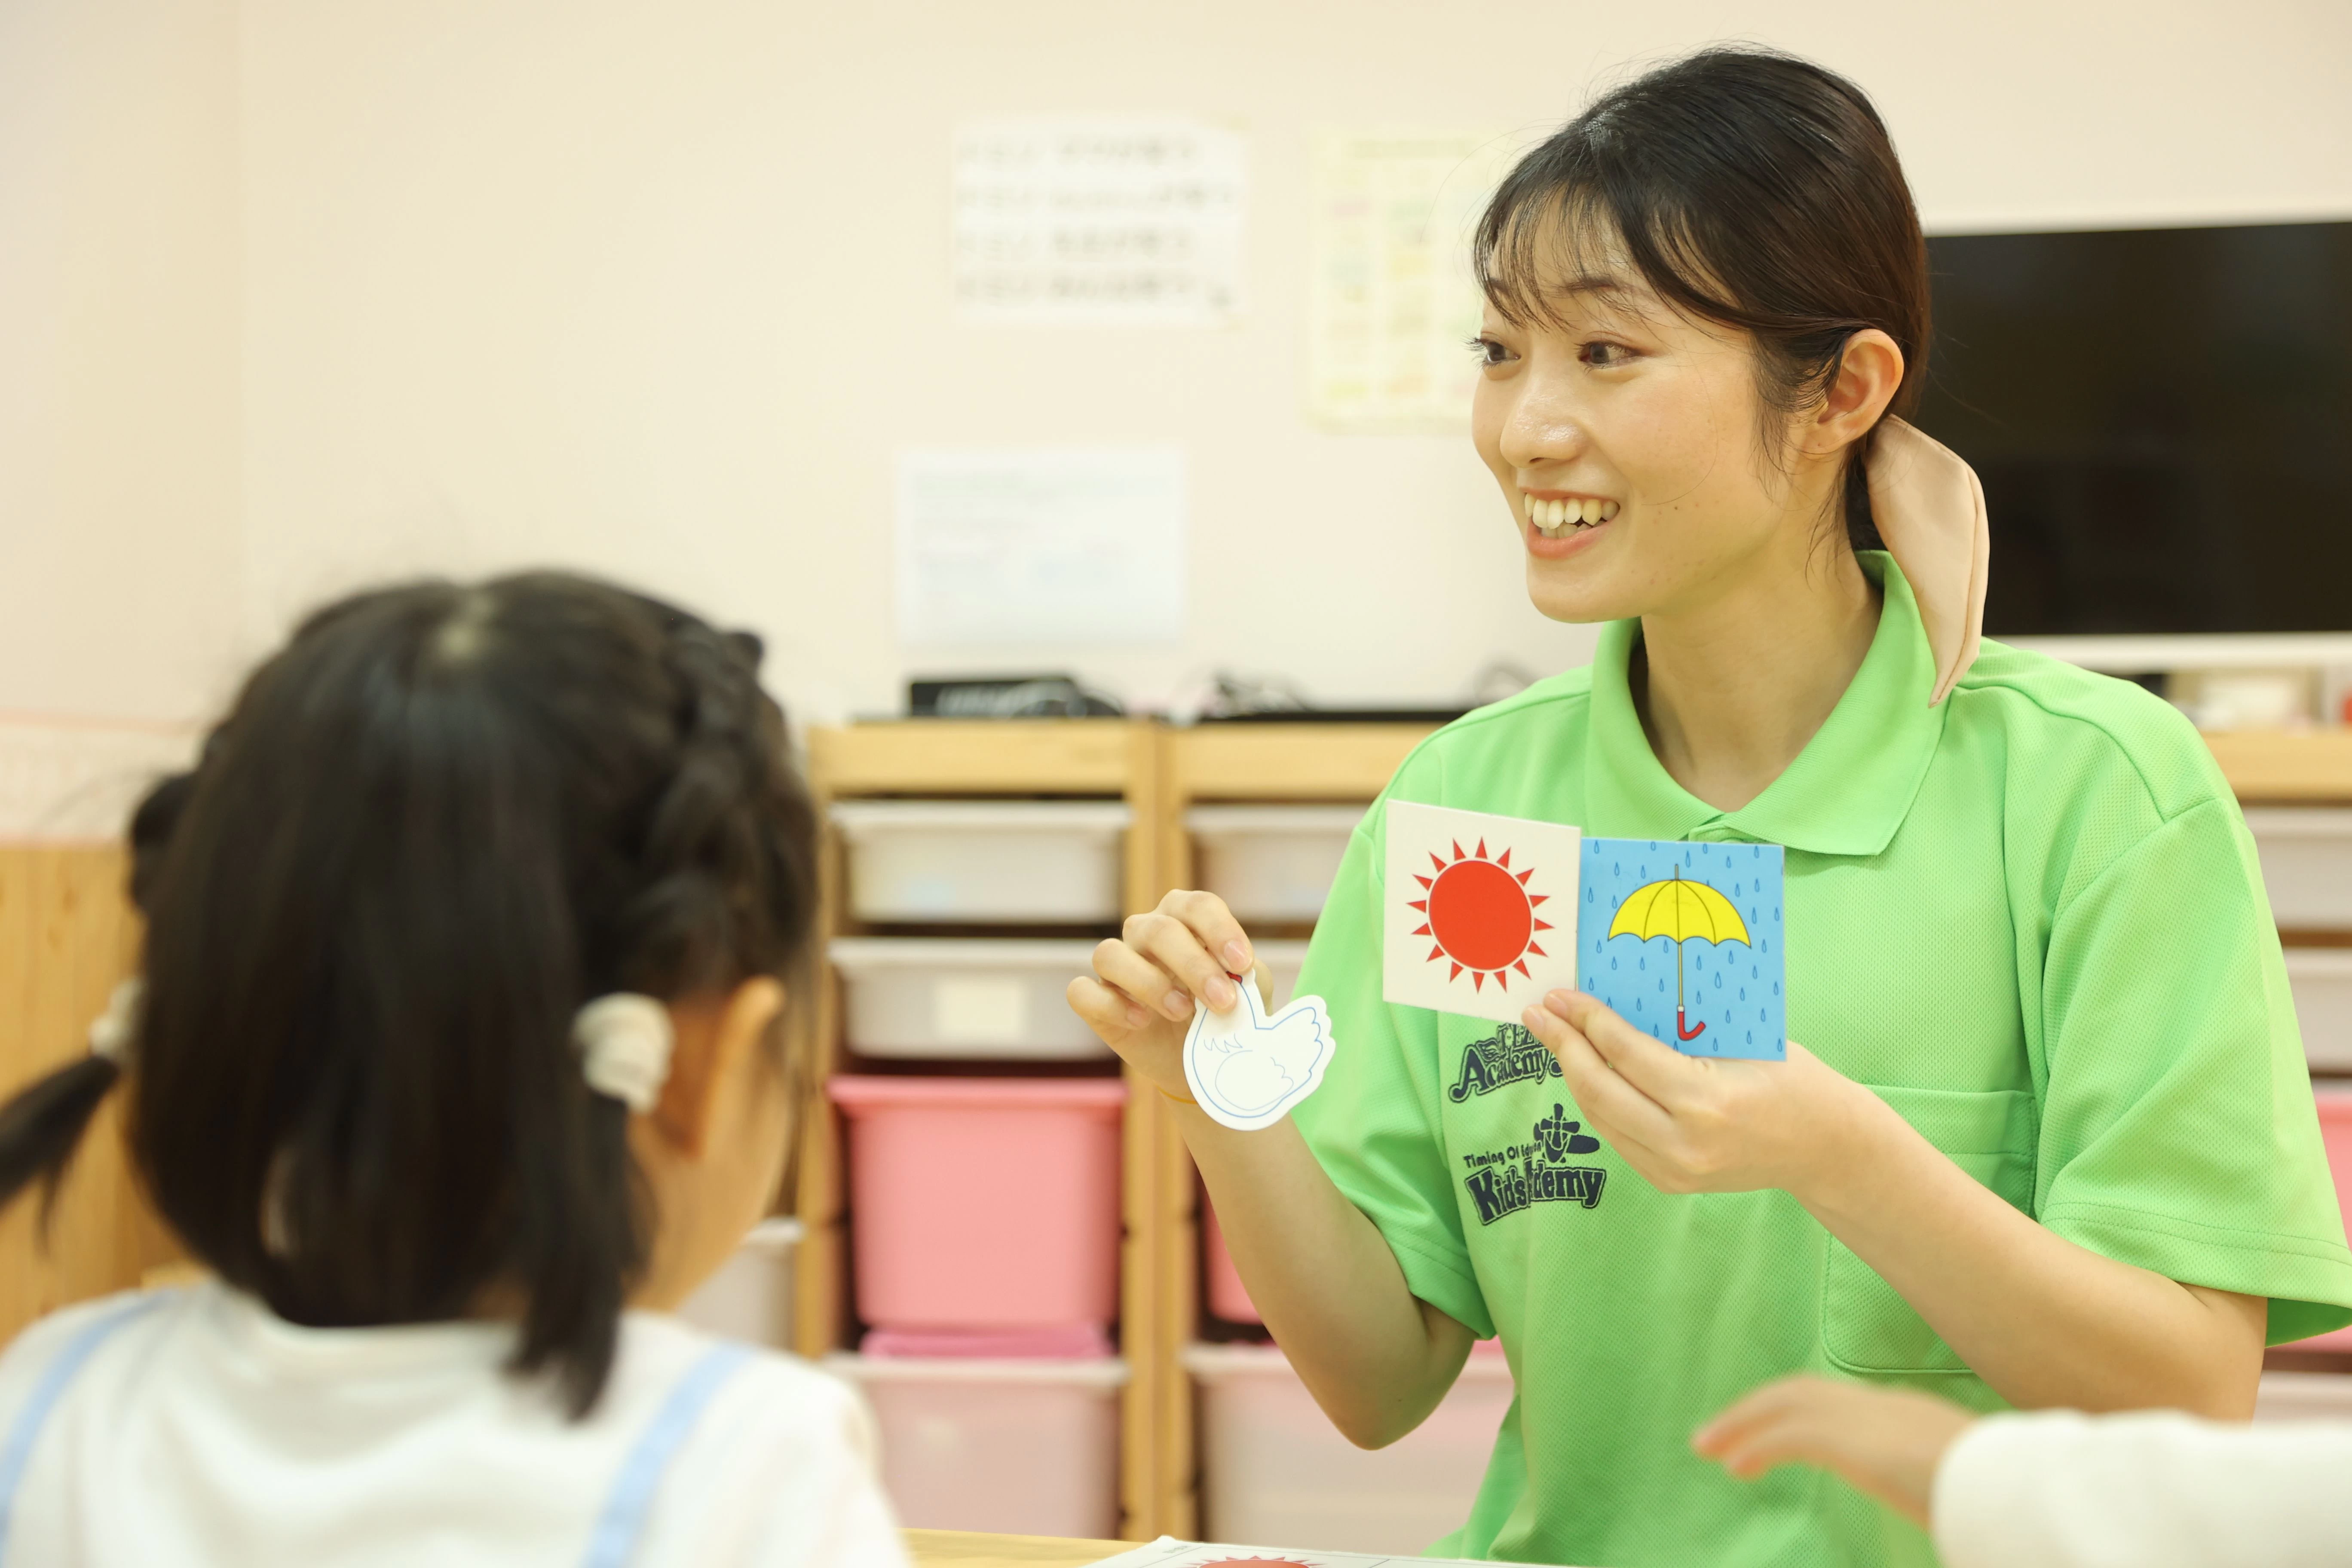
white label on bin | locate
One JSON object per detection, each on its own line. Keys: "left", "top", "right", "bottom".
{"left": 934, "top": 977, "right": 1030, "bottom": 1043}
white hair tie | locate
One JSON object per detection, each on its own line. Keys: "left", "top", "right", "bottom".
{"left": 573, "top": 994, "right": 674, "bottom": 1113}
{"left": 89, "top": 979, "right": 145, "bottom": 1067}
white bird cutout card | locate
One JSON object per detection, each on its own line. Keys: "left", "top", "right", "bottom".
{"left": 1381, "top": 801, "right": 1583, "bottom": 1025}
{"left": 1184, "top": 970, "right": 1335, "bottom": 1132}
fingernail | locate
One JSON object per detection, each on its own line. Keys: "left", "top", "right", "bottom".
{"left": 1163, "top": 990, "right": 1193, "bottom": 1020}
{"left": 1546, "top": 989, "right": 1577, "bottom": 1014}
{"left": 1222, "top": 941, "right": 1252, "bottom": 972}
{"left": 1522, "top": 1006, "right": 1547, "bottom": 1032}
{"left": 1207, "top": 975, "right": 1237, "bottom": 1010}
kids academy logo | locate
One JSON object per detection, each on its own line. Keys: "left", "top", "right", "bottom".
{"left": 1460, "top": 1103, "right": 1606, "bottom": 1225}
{"left": 1449, "top": 1023, "right": 1564, "bottom": 1102}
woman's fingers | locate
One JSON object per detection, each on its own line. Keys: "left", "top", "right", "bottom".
{"left": 1522, "top": 998, "right": 1677, "bottom": 1150}
{"left": 1124, "top": 893, "right": 1251, "bottom": 1012}
{"left": 1067, "top": 974, "right": 1153, "bottom": 1039}
{"left": 1545, "top": 989, "right": 1700, "bottom": 1104}
{"left": 1162, "top": 888, "right": 1256, "bottom": 979}
{"left": 1091, "top": 937, "right": 1195, "bottom": 1023}
{"left": 1692, "top": 1375, "right": 1969, "bottom": 1528}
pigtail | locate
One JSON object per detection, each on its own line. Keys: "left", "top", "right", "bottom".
{"left": 0, "top": 1057, "right": 122, "bottom": 1225}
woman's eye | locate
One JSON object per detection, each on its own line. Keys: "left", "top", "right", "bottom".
{"left": 1468, "top": 335, "right": 1516, "bottom": 368}
{"left": 1582, "top": 340, "right": 1636, "bottom": 368}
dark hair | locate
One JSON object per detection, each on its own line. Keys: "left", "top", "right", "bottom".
{"left": 1475, "top": 46, "right": 1929, "bottom": 549}
{"left": 0, "top": 573, "right": 820, "bottom": 1415}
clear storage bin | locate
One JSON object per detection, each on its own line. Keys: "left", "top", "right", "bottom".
{"left": 831, "top": 800, "right": 1131, "bottom": 925}
{"left": 2287, "top": 948, "right": 2352, "bottom": 1071}
{"left": 830, "top": 937, "right": 1109, "bottom": 1060}
{"left": 1184, "top": 1339, "right": 1512, "bottom": 1553}
{"left": 2244, "top": 808, "right": 2352, "bottom": 930}
{"left": 674, "top": 1217, "right": 801, "bottom": 1348}
{"left": 828, "top": 1076, "right": 1126, "bottom": 1331}
{"left": 1187, "top": 805, "right": 1365, "bottom": 924}
{"left": 1254, "top": 940, "right": 1310, "bottom": 1009}
{"left": 2256, "top": 1370, "right": 2352, "bottom": 1421}
{"left": 824, "top": 1352, "right": 1128, "bottom": 1536}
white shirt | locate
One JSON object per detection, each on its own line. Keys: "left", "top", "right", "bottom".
{"left": 0, "top": 1286, "right": 910, "bottom": 1568}
{"left": 1935, "top": 1409, "right": 2352, "bottom": 1568}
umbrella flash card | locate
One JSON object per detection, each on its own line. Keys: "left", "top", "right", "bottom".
{"left": 1577, "top": 838, "right": 1785, "bottom": 1060}
{"left": 1382, "top": 801, "right": 1582, "bottom": 1025}
{"left": 1183, "top": 968, "right": 1335, "bottom": 1132}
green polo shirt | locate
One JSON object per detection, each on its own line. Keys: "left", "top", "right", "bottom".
{"left": 1290, "top": 552, "right": 2352, "bottom": 1568}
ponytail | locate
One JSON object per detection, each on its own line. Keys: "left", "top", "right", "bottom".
{"left": 0, "top": 1055, "right": 121, "bottom": 1226}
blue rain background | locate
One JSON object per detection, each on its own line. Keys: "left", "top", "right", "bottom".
{"left": 1576, "top": 838, "right": 1786, "bottom": 1061}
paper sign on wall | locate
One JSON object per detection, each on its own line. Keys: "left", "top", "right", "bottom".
{"left": 895, "top": 447, "right": 1185, "bottom": 647}
{"left": 1577, "top": 838, "right": 1785, "bottom": 1060}
{"left": 953, "top": 118, "right": 1246, "bottom": 325}
{"left": 1381, "top": 801, "right": 1582, "bottom": 1024}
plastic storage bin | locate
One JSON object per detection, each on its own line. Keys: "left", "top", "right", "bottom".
{"left": 2285, "top": 1090, "right": 2352, "bottom": 1351}
{"left": 1254, "top": 940, "right": 1310, "bottom": 1011}
{"left": 831, "top": 800, "right": 1131, "bottom": 925}
{"left": 830, "top": 938, "right": 1109, "bottom": 1060}
{"left": 2243, "top": 808, "right": 2352, "bottom": 930}
{"left": 675, "top": 1217, "right": 801, "bottom": 1348}
{"left": 1187, "top": 805, "right": 1365, "bottom": 924}
{"left": 2287, "top": 948, "right": 2352, "bottom": 1071}
{"left": 825, "top": 1352, "right": 1128, "bottom": 1536}
{"left": 829, "top": 1076, "right": 1126, "bottom": 1330}
{"left": 1185, "top": 1340, "right": 1512, "bottom": 1553}
{"left": 2256, "top": 1370, "right": 2352, "bottom": 1421}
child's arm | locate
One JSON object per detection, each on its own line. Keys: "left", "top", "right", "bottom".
{"left": 1697, "top": 1374, "right": 2352, "bottom": 1568}
{"left": 1070, "top": 891, "right": 1477, "bottom": 1446}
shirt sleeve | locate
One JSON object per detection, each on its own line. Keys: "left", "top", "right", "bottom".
{"left": 2034, "top": 796, "right": 2352, "bottom": 1343}
{"left": 1289, "top": 800, "right": 1494, "bottom": 1340}
{"left": 1934, "top": 1409, "right": 2352, "bottom": 1568}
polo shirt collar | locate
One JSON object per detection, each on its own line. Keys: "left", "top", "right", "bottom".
{"left": 1582, "top": 551, "right": 1946, "bottom": 858}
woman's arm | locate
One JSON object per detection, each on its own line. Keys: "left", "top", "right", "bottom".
{"left": 1069, "top": 891, "right": 1475, "bottom": 1446}
{"left": 1522, "top": 991, "right": 2266, "bottom": 1417}
{"left": 1696, "top": 1375, "right": 2352, "bottom": 1568}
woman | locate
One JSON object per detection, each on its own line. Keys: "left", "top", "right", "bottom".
{"left": 1069, "top": 47, "right": 2352, "bottom": 1568}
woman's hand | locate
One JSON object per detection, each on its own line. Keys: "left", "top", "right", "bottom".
{"left": 1693, "top": 1375, "right": 1977, "bottom": 1526}
{"left": 1518, "top": 989, "right": 1890, "bottom": 1202}
{"left": 1067, "top": 889, "right": 1258, "bottom": 1098}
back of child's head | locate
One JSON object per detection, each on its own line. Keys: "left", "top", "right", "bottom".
{"left": 0, "top": 573, "right": 819, "bottom": 1413}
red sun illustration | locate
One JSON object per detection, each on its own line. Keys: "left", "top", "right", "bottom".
{"left": 1409, "top": 839, "right": 1553, "bottom": 991}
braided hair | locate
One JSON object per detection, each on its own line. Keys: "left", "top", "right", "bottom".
{"left": 0, "top": 573, "right": 819, "bottom": 1415}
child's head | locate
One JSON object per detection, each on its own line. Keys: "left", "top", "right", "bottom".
{"left": 0, "top": 573, "right": 819, "bottom": 1412}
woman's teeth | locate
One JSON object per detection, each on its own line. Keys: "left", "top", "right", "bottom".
{"left": 1526, "top": 495, "right": 1619, "bottom": 538}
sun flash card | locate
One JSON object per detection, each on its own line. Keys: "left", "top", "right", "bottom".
{"left": 1578, "top": 838, "right": 1785, "bottom": 1060}
{"left": 1183, "top": 969, "right": 1335, "bottom": 1132}
{"left": 1382, "top": 801, "right": 1582, "bottom": 1024}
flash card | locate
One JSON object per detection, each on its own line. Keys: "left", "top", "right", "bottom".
{"left": 1577, "top": 838, "right": 1785, "bottom": 1060}
{"left": 1382, "top": 801, "right": 1582, "bottom": 1024}
{"left": 1183, "top": 969, "right": 1335, "bottom": 1132}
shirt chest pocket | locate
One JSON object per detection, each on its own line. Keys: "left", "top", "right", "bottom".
{"left": 1821, "top": 1084, "right": 2038, "bottom": 1376}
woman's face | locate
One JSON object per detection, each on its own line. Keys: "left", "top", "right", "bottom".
{"left": 1471, "top": 256, "right": 1804, "bottom": 626}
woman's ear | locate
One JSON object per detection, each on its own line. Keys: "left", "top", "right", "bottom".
{"left": 1802, "top": 328, "right": 1905, "bottom": 455}
{"left": 649, "top": 977, "right": 787, "bottom": 1159}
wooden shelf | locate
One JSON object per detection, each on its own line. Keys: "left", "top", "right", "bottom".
{"left": 2206, "top": 728, "right": 2352, "bottom": 803}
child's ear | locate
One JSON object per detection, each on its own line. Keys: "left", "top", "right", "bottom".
{"left": 650, "top": 977, "right": 787, "bottom": 1158}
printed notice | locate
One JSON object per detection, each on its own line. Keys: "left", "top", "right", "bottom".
{"left": 1307, "top": 130, "right": 1519, "bottom": 429}
{"left": 895, "top": 447, "right": 1186, "bottom": 647}
{"left": 953, "top": 118, "right": 1246, "bottom": 325}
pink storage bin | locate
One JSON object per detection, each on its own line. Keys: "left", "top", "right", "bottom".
{"left": 830, "top": 1075, "right": 1126, "bottom": 1331}
{"left": 863, "top": 1325, "right": 1114, "bottom": 1359}
{"left": 1203, "top": 1197, "right": 1259, "bottom": 1324}
{"left": 2286, "top": 1088, "right": 2352, "bottom": 1351}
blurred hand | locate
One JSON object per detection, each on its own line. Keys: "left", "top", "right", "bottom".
{"left": 1067, "top": 889, "right": 1260, "bottom": 1099}
{"left": 1519, "top": 989, "right": 1890, "bottom": 1202}
{"left": 1692, "top": 1374, "right": 1977, "bottom": 1526}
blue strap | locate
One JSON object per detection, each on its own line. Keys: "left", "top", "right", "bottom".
{"left": 0, "top": 1293, "right": 167, "bottom": 1566}
{"left": 580, "top": 1343, "right": 752, "bottom": 1568}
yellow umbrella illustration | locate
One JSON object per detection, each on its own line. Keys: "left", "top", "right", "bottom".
{"left": 1607, "top": 865, "right": 1752, "bottom": 1042}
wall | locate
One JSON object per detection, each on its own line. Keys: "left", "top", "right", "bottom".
{"left": 235, "top": 0, "right": 2352, "bottom": 727}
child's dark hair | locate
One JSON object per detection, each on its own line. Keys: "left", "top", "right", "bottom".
{"left": 0, "top": 573, "right": 820, "bottom": 1414}
{"left": 1475, "top": 46, "right": 1930, "bottom": 548}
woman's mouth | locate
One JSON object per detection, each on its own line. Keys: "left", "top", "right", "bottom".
{"left": 1523, "top": 493, "right": 1619, "bottom": 540}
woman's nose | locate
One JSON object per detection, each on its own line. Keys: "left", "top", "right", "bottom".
{"left": 1498, "top": 374, "right": 1588, "bottom": 471}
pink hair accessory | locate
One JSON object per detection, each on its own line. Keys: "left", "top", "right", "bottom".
{"left": 1866, "top": 417, "right": 1991, "bottom": 705}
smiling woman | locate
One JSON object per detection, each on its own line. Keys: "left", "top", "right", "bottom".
{"left": 1071, "top": 44, "right": 2352, "bottom": 1568}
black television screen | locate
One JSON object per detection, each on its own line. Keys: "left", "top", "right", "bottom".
{"left": 1913, "top": 220, "right": 2352, "bottom": 636}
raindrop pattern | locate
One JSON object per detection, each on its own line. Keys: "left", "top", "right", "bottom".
{"left": 1577, "top": 836, "right": 1786, "bottom": 1060}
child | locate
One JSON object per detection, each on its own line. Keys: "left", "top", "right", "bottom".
{"left": 1696, "top": 1373, "right": 2352, "bottom": 1568}
{"left": 0, "top": 573, "right": 908, "bottom": 1568}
